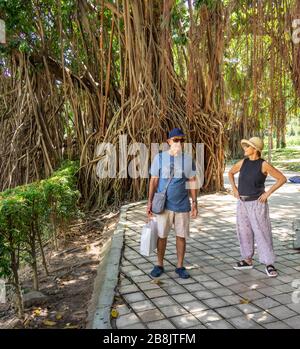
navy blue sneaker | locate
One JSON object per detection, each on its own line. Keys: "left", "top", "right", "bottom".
{"left": 175, "top": 267, "right": 190, "bottom": 279}
{"left": 150, "top": 265, "right": 164, "bottom": 278}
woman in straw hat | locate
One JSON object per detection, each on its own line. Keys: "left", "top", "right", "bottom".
{"left": 228, "top": 137, "right": 287, "bottom": 277}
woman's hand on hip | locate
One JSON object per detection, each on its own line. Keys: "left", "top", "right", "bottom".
{"left": 258, "top": 192, "right": 269, "bottom": 203}
{"left": 233, "top": 188, "right": 240, "bottom": 199}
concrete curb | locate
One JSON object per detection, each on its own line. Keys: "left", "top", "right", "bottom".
{"left": 90, "top": 200, "right": 146, "bottom": 329}
{"left": 293, "top": 219, "right": 300, "bottom": 249}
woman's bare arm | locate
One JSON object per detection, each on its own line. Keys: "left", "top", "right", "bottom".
{"left": 228, "top": 160, "right": 244, "bottom": 198}
{"left": 259, "top": 162, "right": 287, "bottom": 202}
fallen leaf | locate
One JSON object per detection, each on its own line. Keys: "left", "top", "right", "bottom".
{"left": 55, "top": 312, "right": 63, "bottom": 320}
{"left": 151, "top": 279, "right": 164, "bottom": 286}
{"left": 111, "top": 309, "right": 119, "bottom": 319}
{"left": 239, "top": 298, "right": 251, "bottom": 304}
{"left": 33, "top": 309, "right": 41, "bottom": 316}
{"left": 43, "top": 320, "right": 57, "bottom": 326}
{"left": 64, "top": 323, "right": 78, "bottom": 329}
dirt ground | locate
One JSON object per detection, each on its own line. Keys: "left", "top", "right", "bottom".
{"left": 0, "top": 211, "right": 119, "bottom": 329}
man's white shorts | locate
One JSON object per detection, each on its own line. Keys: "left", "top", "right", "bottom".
{"left": 155, "top": 209, "right": 190, "bottom": 239}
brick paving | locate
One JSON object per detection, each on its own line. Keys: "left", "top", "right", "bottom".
{"left": 113, "top": 172, "right": 300, "bottom": 329}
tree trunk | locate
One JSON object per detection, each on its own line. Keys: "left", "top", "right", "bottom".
{"left": 37, "top": 225, "right": 49, "bottom": 276}
{"left": 30, "top": 234, "right": 39, "bottom": 291}
{"left": 9, "top": 243, "right": 24, "bottom": 318}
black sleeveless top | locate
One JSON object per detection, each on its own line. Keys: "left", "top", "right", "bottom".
{"left": 238, "top": 158, "right": 267, "bottom": 196}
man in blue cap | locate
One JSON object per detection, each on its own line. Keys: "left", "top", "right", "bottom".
{"left": 147, "top": 128, "right": 198, "bottom": 279}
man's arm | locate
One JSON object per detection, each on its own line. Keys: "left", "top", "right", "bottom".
{"left": 188, "top": 176, "right": 198, "bottom": 218}
{"left": 147, "top": 153, "right": 160, "bottom": 218}
{"left": 188, "top": 176, "right": 197, "bottom": 202}
{"left": 147, "top": 176, "right": 159, "bottom": 218}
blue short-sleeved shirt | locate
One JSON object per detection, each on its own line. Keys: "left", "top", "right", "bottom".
{"left": 150, "top": 151, "right": 196, "bottom": 212}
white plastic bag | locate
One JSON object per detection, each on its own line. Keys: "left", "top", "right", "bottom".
{"left": 140, "top": 219, "right": 158, "bottom": 256}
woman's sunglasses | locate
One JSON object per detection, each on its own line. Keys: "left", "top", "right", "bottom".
{"left": 172, "top": 138, "right": 185, "bottom": 143}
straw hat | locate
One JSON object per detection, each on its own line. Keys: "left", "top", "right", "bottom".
{"left": 241, "top": 137, "right": 264, "bottom": 152}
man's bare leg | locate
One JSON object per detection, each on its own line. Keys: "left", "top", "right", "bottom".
{"left": 176, "top": 236, "right": 186, "bottom": 268}
{"left": 157, "top": 237, "right": 167, "bottom": 267}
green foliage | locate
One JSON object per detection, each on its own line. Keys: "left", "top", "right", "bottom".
{"left": 0, "top": 0, "right": 35, "bottom": 52}
{"left": 262, "top": 146, "right": 300, "bottom": 172}
{"left": 41, "top": 161, "right": 82, "bottom": 229}
{"left": 0, "top": 192, "right": 28, "bottom": 278}
{"left": 0, "top": 160, "right": 81, "bottom": 290}
{"left": 171, "top": 1, "right": 189, "bottom": 46}
{"left": 194, "top": 0, "right": 219, "bottom": 10}
{"left": 0, "top": 233, "right": 10, "bottom": 278}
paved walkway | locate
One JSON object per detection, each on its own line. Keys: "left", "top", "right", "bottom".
{"left": 112, "top": 171, "right": 300, "bottom": 329}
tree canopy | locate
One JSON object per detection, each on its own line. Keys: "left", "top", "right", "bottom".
{"left": 0, "top": 0, "right": 300, "bottom": 210}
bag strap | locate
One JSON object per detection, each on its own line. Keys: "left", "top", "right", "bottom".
{"left": 159, "top": 152, "right": 174, "bottom": 193}
{"left": 163, "top": 165, "right": 174, "bottom": 193}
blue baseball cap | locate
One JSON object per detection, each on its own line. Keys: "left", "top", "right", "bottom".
{"left": 168, "top": 128, "right": 185, "bottom": 139}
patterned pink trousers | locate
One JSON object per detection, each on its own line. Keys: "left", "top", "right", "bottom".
{"left": 236, "top": 199, "right": 275, "bottom": 265}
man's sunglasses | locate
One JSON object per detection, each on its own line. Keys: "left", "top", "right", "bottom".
{"left": 172, "top": 138, "right": 185, "bottom": 143}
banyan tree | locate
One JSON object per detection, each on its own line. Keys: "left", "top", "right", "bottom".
{"left": 0, "top": 0, "right": 300, "bottom": 211}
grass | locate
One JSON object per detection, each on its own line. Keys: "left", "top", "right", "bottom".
{"left": 226, "top": 130, "right": 300, "bottom": 171}
{"left": 262, "top": 146, "right": 300, "bottom": 172}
